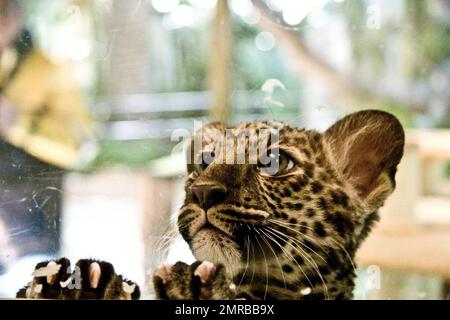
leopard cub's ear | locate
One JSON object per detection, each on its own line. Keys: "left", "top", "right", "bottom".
{"left": 324, "top": 110, "right": 405, "bottom": 211}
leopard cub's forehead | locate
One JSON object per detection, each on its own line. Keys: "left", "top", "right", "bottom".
{"left": 229, "top": 120, "right": 295, "bottom": 135}
{"left": 200, "top": 121, "right": 316, "bottom": 148}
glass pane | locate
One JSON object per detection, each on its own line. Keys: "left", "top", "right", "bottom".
{"left": 0, "top": 0, "right": 449, "bottom": 300}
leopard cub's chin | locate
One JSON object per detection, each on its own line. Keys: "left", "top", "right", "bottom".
{"left": 190, "top": 227, "right": 242, "bottom": 276}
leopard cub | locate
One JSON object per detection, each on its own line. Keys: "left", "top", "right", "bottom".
{"left": 154, "top": 109, "right": 404, "bottom": 300}
{"left": 18, "top": 110, "right": 404, "bottom": 300}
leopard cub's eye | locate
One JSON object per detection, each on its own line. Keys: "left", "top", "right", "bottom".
{"left": 258, "top": 150, "right": 295, "bottom": 177}
{"left": 193, "top": 152, "right": 214, "bottom": 173}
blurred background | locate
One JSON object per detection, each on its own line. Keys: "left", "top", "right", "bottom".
{"left": 0, "top": 0, "right": 449, "bottom": 299}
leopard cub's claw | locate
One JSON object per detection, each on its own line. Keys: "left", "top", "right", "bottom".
{"left": 154, "top": 264, "right": 173, "bottom": 284}
{"left": 194, "top": 261, "right": 216, "bottom": 284}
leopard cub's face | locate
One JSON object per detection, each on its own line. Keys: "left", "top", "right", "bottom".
{"left": 178, "top": 111, "right": 404, "bottom": 299}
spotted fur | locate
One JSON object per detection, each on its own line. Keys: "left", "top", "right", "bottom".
{"left": 169, "top": 110, "right": 404, "bottom": 300}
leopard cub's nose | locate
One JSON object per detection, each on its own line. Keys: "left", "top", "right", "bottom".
{"left": 191, "top": 182, "right": 228, "bottom": 210}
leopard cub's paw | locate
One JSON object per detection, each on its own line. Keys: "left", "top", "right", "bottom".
{"left": 153, "top": 261, "right": 236, "bottom": 300}
{"left": 17, "top": 258, "right": 140, "bottom": 300}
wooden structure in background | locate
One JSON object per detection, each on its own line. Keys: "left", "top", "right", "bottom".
{"left": 209, "top": 0, "right": 232, "bottom": 124}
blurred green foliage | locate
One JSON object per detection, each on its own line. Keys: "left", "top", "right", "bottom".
{"left": 82, "top": 139, "right": 176, "bottom": 172}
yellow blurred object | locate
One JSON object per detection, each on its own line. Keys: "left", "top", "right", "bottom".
{"left": 0, "top": 49, "right": 94, "bottom": 169}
